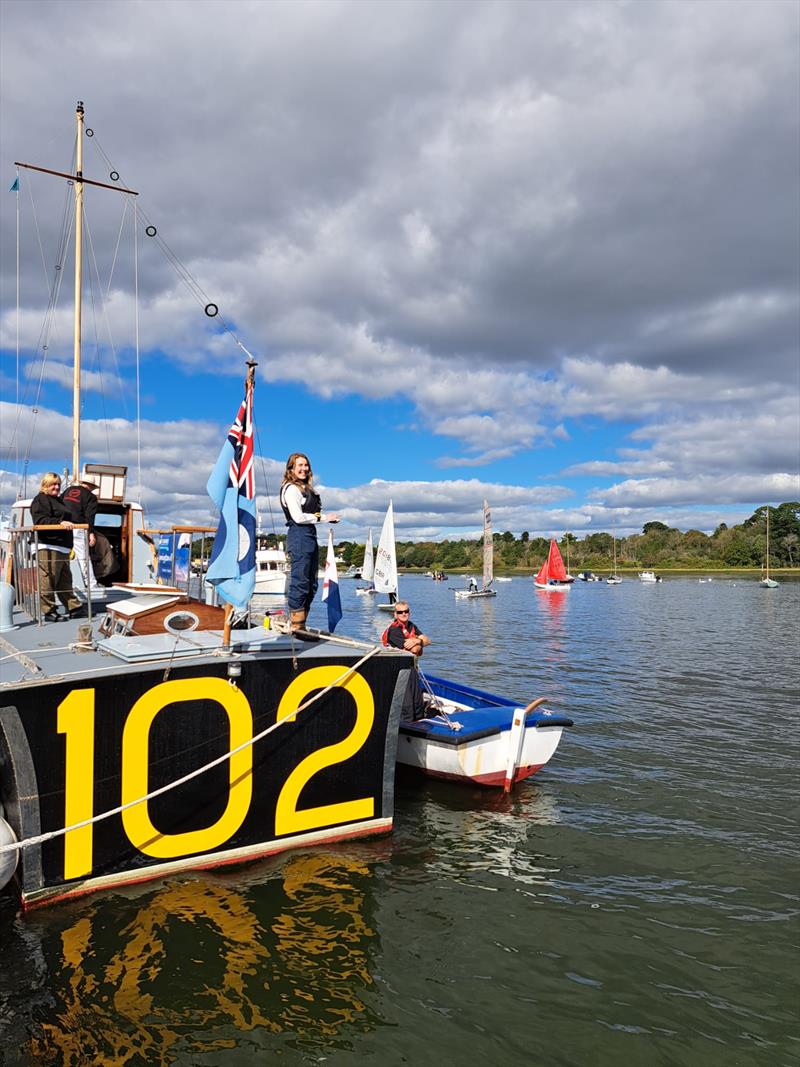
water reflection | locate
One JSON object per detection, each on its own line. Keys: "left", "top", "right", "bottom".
{"left": 21, "top": 852, "right": 382, "bottom": 1063}
{"left": 397, "top": 778, "right": 564, "bottom": 889}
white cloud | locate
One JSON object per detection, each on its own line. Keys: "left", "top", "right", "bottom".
{"left": 0, "top": 0, "right": 797, "bottom": 531}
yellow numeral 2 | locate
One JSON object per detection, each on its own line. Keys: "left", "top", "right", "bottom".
{"left": 275, "top": 666, "right": 375, "bottom": 835}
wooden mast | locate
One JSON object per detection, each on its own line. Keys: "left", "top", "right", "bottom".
{"left": 15, "top": 103, "right": 139, "bottom": 485}
{"left": 72, "top": 101, "right": 85, "bottom": 483}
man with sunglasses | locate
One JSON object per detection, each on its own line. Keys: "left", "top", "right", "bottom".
{"left": 382, "top": 601, "right": 430, "bottom": 719}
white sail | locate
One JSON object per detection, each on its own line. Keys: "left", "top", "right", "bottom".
{"left": 482, "top": 499, "right": 493, "bottom": 589}
{"left": 373, "top": 502, "right": 397, "bottom": 595}
{"left": 362, "top": 528, "right": 374, "bottom": 583}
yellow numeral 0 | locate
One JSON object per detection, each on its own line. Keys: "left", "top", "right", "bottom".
{"left": 122, "top": 677, "right": 253, "bottom": 858}
{"left": 275, "top": 667, "right": 375, "bottom": 835}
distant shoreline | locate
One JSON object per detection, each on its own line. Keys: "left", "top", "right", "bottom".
{"left": 402, "top": 567, "right": 800, "bottom": 576}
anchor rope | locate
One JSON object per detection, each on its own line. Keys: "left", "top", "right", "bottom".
{"left": 0, "top": 643, "right": 383, "bottom": 857}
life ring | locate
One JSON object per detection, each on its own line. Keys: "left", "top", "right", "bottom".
{"left": 0, "top": 811, "right": 18, "bottom": 893}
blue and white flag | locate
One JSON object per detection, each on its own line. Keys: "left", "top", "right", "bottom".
{"left": 206, "top": 370, "right": 257, "bottom": 609}
{"left": 9, "top": 177, "right": 19, "bottom": 193}
{"left": 322, "top": 528, "right": 343, "bottom": 633}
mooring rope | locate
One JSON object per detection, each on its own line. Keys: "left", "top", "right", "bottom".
{"left": 0, "top": 643, "right": 383, "bottom": 857}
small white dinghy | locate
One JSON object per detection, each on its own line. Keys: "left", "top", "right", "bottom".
{"left": 355, "top": 527, "right": 377, "bottom": 595}
{"left": 374, "top": 502, "right": 400, "bottom": 611}
{"left": 396, "top": 674, "right": 573, "bottom": 791}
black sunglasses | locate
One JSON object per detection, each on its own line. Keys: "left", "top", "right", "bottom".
{"left": 395, "top": 609, "right": 409, "bottom": 615}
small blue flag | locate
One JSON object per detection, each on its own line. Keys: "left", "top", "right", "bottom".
{"left": 322, "top": 528, "right": 343, "bottom": 632}
{"left": 206, "top": 372, "right": 257, "bottom": 610}
{"left": 9, "top": 177, "right": 19, "bottom": 192}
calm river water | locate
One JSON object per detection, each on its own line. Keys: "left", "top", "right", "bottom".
{"left": 1, "top": 575, "right": 797, "bottom": 1065}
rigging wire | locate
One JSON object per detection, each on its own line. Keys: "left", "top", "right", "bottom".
{"left": 87, "top": 131, "right": 255, "bottom": 360}
{"left": 14, "top": 168, "right": 19, "bottom": 491}
{"left": 10, "top": 124, "right": 261, "bottom": 502}
{"left": 19, "top": 187, "right": 75, "bottom": 495}
{"left": 254, "top": 424, "right": 280, "bottom": 537}
{"left": 83, "top": 199, "right": 129, "bottom": 421}
{"left": 134, "top": 200, "right": 142, "bottom": 503}
{"left": 83, "top": 219, "right": 113, "bottom": 459}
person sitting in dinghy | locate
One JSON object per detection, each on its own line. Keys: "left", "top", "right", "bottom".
{"left": 382, "top": 601, "right": 430, "bottom": 720}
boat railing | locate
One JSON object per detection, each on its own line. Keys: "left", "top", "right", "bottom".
{"left": 3, "top": 525, "right": 92, "bottom": 625}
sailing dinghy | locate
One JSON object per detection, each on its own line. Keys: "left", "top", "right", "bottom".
{"left": 455, "top": 500, "right": 497, "bottom": 599}
{"left": 606, "top": 526, "right": 622, "bottom": 584}
{"left": 355, "top": 528, "right": 377, "bottom": 595}
{"left": 760, "top": 509, "right": 779, "bottom": 588}
{"left": 374, "top": 502, "right": 399, "bottom": 611}
{"left": 534, "top": 539, "right": 572, "bottom": 590}
{"left": 395, "top": 674, "right": 573, "bottom": 791}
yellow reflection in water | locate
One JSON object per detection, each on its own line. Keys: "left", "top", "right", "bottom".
{"left": 28, "top": 852, "right": 377, "bottom": 1063}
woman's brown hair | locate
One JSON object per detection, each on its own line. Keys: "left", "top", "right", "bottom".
{"left": 281, "top": 453, "right": 314, "bottom": 487}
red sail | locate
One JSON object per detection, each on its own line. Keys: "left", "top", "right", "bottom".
{"left": 536, "top": 539, "right": 568, "bottom": 583}
{"left": 547, "top": 540, "right": 568, "bottom": 581}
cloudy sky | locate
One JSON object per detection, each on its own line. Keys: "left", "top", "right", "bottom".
{"left": 1, "top": 0, "right": 798, "bottom": 541}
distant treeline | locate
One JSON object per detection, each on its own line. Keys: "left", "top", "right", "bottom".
{"left": 327, "top": 502, "right": 800, "bottom": 572}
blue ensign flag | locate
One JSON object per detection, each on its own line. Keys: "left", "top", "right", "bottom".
{"left": 322, "top": 528, "right": 343, "bottom": 632}
{"left": 206, "top": 372, "right": 257, "bottom": 609}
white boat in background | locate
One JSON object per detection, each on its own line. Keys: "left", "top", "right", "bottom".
{"left": 254, "top": 539, "right": 289, "bottom": 595}
{"left": 577, "top": 571, "right": 600, "bottom": 582}
{"left": 494, "top": 576, "right": 512, "bottom": 582}
{"left": 356, "top": 528, "right": 377, "bottom": 595}
{"left": 374, "top": 502, "right": 399, "bottom": 612}
{"left": 534, "top": 540, "right": 572, "bottom": 591}
{"left": 760, "top": 508, "right": 779, "bottom": 588}
{"left": 455, "top": 501, "right": 497, "bottom": 599}
{"left": 607, "top": 527, "right": 622, "bottom": 584}
{"left": 639, "top": 571, "right": 662, "bottom": 583}
{"left": 396, "top": 675, "right": 573, "bottom": 791}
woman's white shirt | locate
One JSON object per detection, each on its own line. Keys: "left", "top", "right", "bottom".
{"left": 281, "top": 483, "right": 320, "bottom": 525}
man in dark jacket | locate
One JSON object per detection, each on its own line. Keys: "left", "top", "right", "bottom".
{"left": 61, "top": 477, "right": 98, "bottom": 593}
{"left": 30, "top": 472, "right": 82, "bottom": 619}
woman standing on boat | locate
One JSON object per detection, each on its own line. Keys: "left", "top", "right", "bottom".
{"left": 280, "top": 453, "right": 338, "bottom": 635}
{"left": 30, "top": 472, "right": 83, "bottom": 621}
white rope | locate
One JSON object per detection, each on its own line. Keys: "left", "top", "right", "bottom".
{"left": 0, "top": 644, "right": 382, "bottom": 857}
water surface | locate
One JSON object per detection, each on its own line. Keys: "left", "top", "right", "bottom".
{"left": 1, "top": 575, "right": 797, "bottom": 1065}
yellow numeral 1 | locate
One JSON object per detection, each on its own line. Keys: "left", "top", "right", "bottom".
{"left": 57, "top": 688, "right": 95, "bottom": 879}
